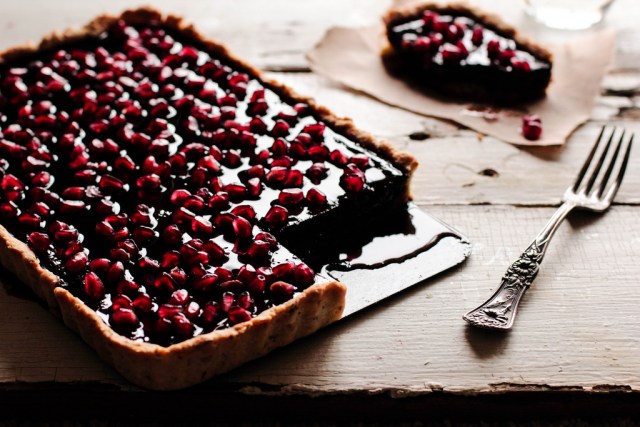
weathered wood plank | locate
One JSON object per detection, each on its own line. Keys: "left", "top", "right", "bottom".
{"left": 1, "top": 205, "right": 638, "bottom": 393}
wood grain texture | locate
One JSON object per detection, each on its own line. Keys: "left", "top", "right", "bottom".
{"left": 1, "top": 205, "right": 638, "bottom": 393}
{"left": 0, "top": 0, "right": 639, "bottom": 403}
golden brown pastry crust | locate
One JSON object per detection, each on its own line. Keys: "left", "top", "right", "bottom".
{"left": 382, "top": 2, "right": 552, "bottom": 63}
{"left": 0, "top": 7, "right": 417, "bottom": 389}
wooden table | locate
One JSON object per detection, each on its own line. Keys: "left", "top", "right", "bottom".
{"left": 1, "top": 0, "right": 639, "bottom": 422}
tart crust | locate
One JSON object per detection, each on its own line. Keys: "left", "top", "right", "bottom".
{"left": 0, "top": 8, "right": 418, "bottom": 390}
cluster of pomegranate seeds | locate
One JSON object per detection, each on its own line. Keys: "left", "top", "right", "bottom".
{"left": 0, "top": 21, "right": 402, "bottom": 345}
{"left": 522, "top": 114, "right": 543, "bottom": 141}
{"left": 391, "top": 10, "right": 543, "bottom": 73}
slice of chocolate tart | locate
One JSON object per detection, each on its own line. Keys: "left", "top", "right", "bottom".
{"left": 383, "top": 3, "right": 553, "bottom": 104}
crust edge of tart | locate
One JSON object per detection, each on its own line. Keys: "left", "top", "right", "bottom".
{"left": 0, "top": 7, "right": 420, "bottom": 389}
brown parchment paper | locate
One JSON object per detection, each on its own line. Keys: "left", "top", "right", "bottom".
{"left": 306, "top": 25, "right": 615, "bottom": 146}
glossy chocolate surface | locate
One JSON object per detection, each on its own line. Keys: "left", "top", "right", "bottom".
{"left": 0, "top": 20, "right": 406, "bottom": 344}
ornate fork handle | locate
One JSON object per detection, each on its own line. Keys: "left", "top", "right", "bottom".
{"left": 463, "top": 201, "right": 576, "bottom": 330}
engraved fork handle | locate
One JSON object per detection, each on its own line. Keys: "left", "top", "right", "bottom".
{"left": 463, "top": 201, "right": 577, "bottom": 330}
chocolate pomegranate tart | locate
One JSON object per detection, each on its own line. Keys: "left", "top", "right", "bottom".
{"left": 382, "top": 2, "right": 553, "bottom": 104}
{"left": 0, "top": 8, "right": 419, "bottom": 389}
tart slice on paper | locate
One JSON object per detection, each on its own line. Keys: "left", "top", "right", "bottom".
{"left": 383, "top": 2, "right": 553, "bottom": 104}
{"left": 0, "top": 8, "right": 418, "bottom": 389}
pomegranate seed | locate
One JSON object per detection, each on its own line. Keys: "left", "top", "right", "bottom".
{"left": 89, "top": 258, "right": 110, "bottom": 273}
{"left": 31, "top": 171, "right": 52, "bottom": 187}
{"left": 99, "top": 175, "right": 125, "bottom": 192}
{"left": 498, "top": 49, "right": 516, "bottom": 65}
{"left": 168, "top": 267, "right": 186, "bottom": 286}
{"left": 228, "top": 307, "right": 252, "bottom": 324}
{"left": 154, "top": 272, "right": 176, "bottom": 294}
{"left": 214, "top": 267, "right": 233, "bottom": 283}
{"left": 511, "top": 58, "right": 531, "bottom": 72}
{"left": 201, "top": 302, "right": 220, "bottom": 324}
{"left": 225, "top": 183, "right": 246, "bottom": 199}
{"left": 522, "top": 114, "right": 543, "bottom": 141}
{"left": 133, "top": 226, "right": 156, "bottom": 242}
{"left": 441, "top": 44, "right": 466, "bottom": 63}
{"left": 172, "top": 313, "right": 194, "bottom": 336}
{"left": 17, "top": 213, "right": 42, "bottom": 228}
{"left": 230, "top": 205, "right": 256, "bottom": 221}
{"left": 256, "top": 232, "right": 278, "bottom": 249}
{"left": 133, "top": 293, "right": 153, "bottom": 313}
{"left": 237, "top": 292, "right": 253, "bottom": 310}
{"left": 278, "top": 189, "right": 304, "bottom": 206}
{"left": 28, "top": 232, "right": 51, "bottom": 251}
{"left": 220, "top": 280, "right": 244, "bottom": 293}
{"left": 232, "top": 216, "right": 253, "bottom": 239}
{"left": 294, "top": 263, "right": 315, "bottom": 286}
{"left": 179, "top": 195, "right": 204, "bottom": 212}
{"left": 139, "top": 256, "right": 160, "bottom": 272}
{"left": 193, "top": 273, "right": 218, "bottom": 293}
{"left": 65, "top": 251, "right": 88, "bottom": 273}
{"left": 283, "top": 169, "right": 303, "bottom": 188}
{"left": 273, "top": 262, "right": 296, "bottom": 279}
{"left": 445, "top": 24, "right": 463, "bottom": 41}
{"left": 246, "top": 165, "right": 265, "bottom": 179}
{"left": 172, "top": 207, "right": 196, "bottom": 224}
{"left": 220, "top": 292, "right": 235, "bottom": 312}
{"left": 487, "top": 40, "right": 501, "bottom": 58}
{"left": 266, "top": 167, "right": 287, "bottom": 184}
{"left": 237, "top": 264, "right": 257, "bottom": 284}
{"left": 158, "top": 304, "right": 182, "bottom": 320}
{"left": 176, "top": 300, "right": 198, "bottom": 320}
{"left": 110, "top": 308, "right": 139, "bottom": 331}
{"left": 95, "top": 221, "right": 114, "bottom": 237}
{"left": 106, "top": 261, "right": 125, "bottom": 283}
{"left": 115, "top": 279, "right": 139, "bottom": 299}
{"left": 264, "top": 205, "right": 289, "bottom": 228}
{"left": 208, "top": 192, "right": 229, "bottom": 211}
{"left": 329, "top": 150, "right": 349, "bottom": 167}
{"left": 112, "top": 294, "right": 133, "bottom": 311}
{"left": 59, "top": 200, "right": 86, "bottom": 214}
{"left": 162, "top": 224, "right": 183, "bottom": 245}
{"left": 248, "top": 275, "right": 267, "bottom": 293}
{"left": 84, "top": 272, "right": 105, "bottom": 300}
{"left": 303, "top": 123, "right": 325, "bottom": 140}
{"left": 202, "top": 240, "right": 227, "bottom": 263}
{"left": 136, "top": 174, "right": 161, "bottom": 190}
{"left": 161, "top": 251, "right": 181, "bottom": 269}
{"left": 350, "top": 155, "right": 370, "bottom": 170}
{"left": 340, "top": 173, "right": 365, "bottom": 193}
{"left": 271, "top": 120, "right": 290, "bottom": 137}
{"left": 246, "top": 178, "right": 262, "bottom": 198}
{"left": 471, "top": 26, "right": 484, "bottom": 45}
{"left": 169, "top": 289, "right": 189, "bottom": 306}
{"left": 270, "top": 282, "right": 295, "bottom": 300}
{"left": 191, "top": 216, "right": 214, "bottom": 235}
{"left": 0, "top": 202, "right": 19, "bottom": 218}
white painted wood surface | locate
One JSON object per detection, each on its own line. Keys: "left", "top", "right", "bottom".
{"left": 0, "top": 0, "right": 639, "bottom": 396}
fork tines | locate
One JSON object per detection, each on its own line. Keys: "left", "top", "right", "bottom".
{"left": 572, "top": 127, "right": 634, "bottom": 202}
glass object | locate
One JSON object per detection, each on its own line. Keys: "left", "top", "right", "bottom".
{"left": 524, "top": 0, "right": 615, "bottom": 30}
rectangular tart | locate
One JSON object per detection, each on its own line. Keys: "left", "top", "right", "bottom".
{"left": 0, "top": 8, "right": 417, "bottom": 389}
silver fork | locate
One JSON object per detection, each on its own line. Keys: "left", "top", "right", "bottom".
{"left": 463, "top": 127, "right": 634, "bottom": 330}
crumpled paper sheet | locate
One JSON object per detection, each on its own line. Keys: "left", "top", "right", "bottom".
{"left": 306, "top": 23, "right": 615, "bottom": 146}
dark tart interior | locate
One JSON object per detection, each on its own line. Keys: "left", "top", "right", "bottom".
{"left": 0, "top": 17, "right": 410, "bottom": 347}
{"left": 383, "top": 3, "right": 553, "bottom": 104}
